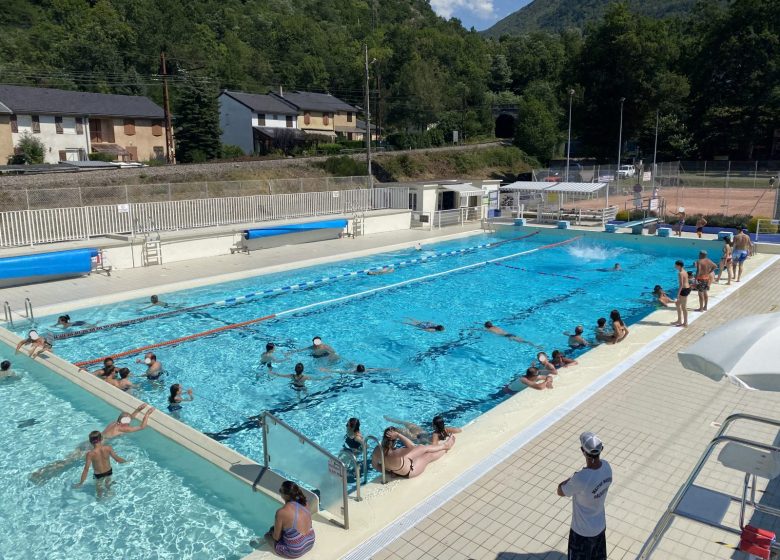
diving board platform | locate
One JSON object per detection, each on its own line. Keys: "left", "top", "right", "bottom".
{"left": 606, "top": 217, "right": 659, "bottom": 234}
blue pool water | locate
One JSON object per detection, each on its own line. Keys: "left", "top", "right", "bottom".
{"left": 0, "top": 347, "right": 275, "bottom": 559}
{"left": 19, "top": 230, "right": 716, "bottom": 473}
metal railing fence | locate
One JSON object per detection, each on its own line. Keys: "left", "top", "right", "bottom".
{"left": 0, "top": 186, "right": 409, "bottom": 247}
{"left": 0, "top": 176, "right": 371, "bottom": 212}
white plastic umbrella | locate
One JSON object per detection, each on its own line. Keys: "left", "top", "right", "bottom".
{"left": 678, "top": 312, "right": 780, "bottom": 391}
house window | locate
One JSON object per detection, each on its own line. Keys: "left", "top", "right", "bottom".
{"left": 323, "top": 113, "right": 330, "bottom": 126}
{"left": 55, "top": 116, "right": 64, "bottom": 134}
{"left": 32, "top": 115, "right": 40, "bottom": 133}
{"left": 123, "top": 119, "right": 136, "bottom": 136}
{"left": 75, "top": 117, "right": 84, "bottom": 135}
{"left": 409, "top": 192, "right": 418, "bottom": 211}
{"left": 153, "top": 146, "right": 164, "bottom": 160}
{"left": 152, "top": 120, "right": 163, "bottom": 136}
{"left": 258, "top": 113, "right": 266, "bottom": 126}
{"left": 347, "top": 112, "right": 353, "bottom": 123}
{"left": 10, "top": 115, "right": 17, "bottom": 133}
{"left": 286, "top": 115, "right": 293, "bottom": 128}
{"left": 304, "top": 112, "right": 310, "bottom": 125}
{"left": 59, "top": 150, "right": 67, "bottom": 161}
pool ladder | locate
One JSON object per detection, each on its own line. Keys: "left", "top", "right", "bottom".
{"left": 2, "top": 298, "right": 34, "bottom": 328}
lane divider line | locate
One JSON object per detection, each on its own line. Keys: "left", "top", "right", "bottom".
{"left": 55, "top": 231, "right": 540, "bottom": 341}
{"left": 74, "top": 235, "right": 578, "bottom": 368}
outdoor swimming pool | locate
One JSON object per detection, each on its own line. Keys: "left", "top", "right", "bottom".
{"left": 0, "top": 346, "right": 275, "bottom": 559}
{"left": 21, "top": 229, "right": 717, "bottom": 476}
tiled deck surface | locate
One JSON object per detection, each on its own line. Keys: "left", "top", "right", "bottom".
{"left": 370, "top": 259, "right": 780, "bottom": 560}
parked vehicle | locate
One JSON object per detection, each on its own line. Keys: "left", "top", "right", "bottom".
{"left": 618, "top": 164, "right": 636, "bottom": 178}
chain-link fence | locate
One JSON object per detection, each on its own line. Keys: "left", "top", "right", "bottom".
{"left": 0, "top": 176, "right": 370, "bottom": 212}
{"left": 530, "top": 161, "right": 779, "bottom": 219}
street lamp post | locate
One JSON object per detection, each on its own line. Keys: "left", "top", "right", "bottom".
{"left": 613, "top": 97, "right": 626, "bottom": 210}
{"left": 364, "top": 44, "right": 373, "bottom": 189}
{"left": 652, "top": 109, "right": 659, "bottom": 190}
{"left": 565, "top": 89, "right": 574, "bottom": 182}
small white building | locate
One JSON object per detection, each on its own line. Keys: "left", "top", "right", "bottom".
{"left": 407, "top": 180, "right": 500, "bottom": 228}
{"left": 218, "top": 90, "right": 302, "bottom": 155}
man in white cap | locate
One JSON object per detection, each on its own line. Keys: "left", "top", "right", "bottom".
{"left": 556, "top": 432, "right": 613, "bottom": 560}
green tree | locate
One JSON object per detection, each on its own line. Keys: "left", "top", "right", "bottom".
{"left": 687, "top": 0, "right": 780, "bottom": 158}
{"left": 513, "top": 82, "right": 562, "bottom": 162}
{"left": 174, "top": 78, "right": 220, "bottom": 163}
{"left": 11, "top": 132, "right": 46, "bottom": 164}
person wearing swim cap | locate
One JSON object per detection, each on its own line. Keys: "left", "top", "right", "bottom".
{"left": 136, "top": 352, "right": 163, "bottom": 380}
{"left": 15, "top": 330, "right": 52, "bottom": 359}
{"left": 404, "top": 318, "right": 445, "bottom": 332}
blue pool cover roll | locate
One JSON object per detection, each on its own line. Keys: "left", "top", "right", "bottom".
{"left": 244, "top": 219, "right": 348, "bottom": 240}
{"left": 0, "top": 248, "right": 98, "bottom": 281}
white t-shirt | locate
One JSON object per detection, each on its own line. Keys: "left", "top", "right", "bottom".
{"left": 562, "top": 460, "right": 612, "bottom": 537}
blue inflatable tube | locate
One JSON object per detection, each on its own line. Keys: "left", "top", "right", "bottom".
{"left": 0, "top": 248, "right": 98, "bottom": 288}
{"left": 244, "top": 219, "right": 348, "bottom": 240}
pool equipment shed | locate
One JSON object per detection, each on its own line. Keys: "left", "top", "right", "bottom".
{"left": 408, "top": 180, "right": 498, "bottom": 228}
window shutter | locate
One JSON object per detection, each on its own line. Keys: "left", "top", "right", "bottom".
{"left": 286, "top": 115, "right": 293, "bottom": 128}
{"left": 32, "top": 115, "right": 40, "bottom": 133}
{"left": 323, "top": 113, "right": 329, "bottom": 125}
{"left": 58, "top": 150, "right": 66, "bottom": 161}
{"left": 304, "top": 112, "right": 310, "bottom": 125}
{"left": 258, "top": 114, "right": 266, "bottom": 126}
{"left": 10, "top": 115, "right": 17, "bottom": 133}
{"left": 347, "top": 112, "right": 353, "bottom": 123}
{"left": 152, "top": 120, "right": 162, "bottom": 136}
{"left": 75, "top": 117, "right": 84, "bottom": 134}
{"left": 124, "top": 119, "right": 136, "bottom": 136}
{"left": 55, "top": 116, "right": 63, "bottom": 134}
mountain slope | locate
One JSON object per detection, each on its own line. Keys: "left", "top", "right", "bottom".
{"left": 483, "top": 0, "right": 698, "bottom": 36}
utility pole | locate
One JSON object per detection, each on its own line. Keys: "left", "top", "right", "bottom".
{"left": 364, "top": 44, "right": 373, "bottom": 189}
{"left": 652, "top": 109, "right": 659, "bottom": 189}
{"left": 565, "top": 89, "right": 574, "bottom": 182}
{"left": 161, "top": 52, "right": 175, "bottom": 164}
{"left": 613, "top": 97, "right": 626, "bottom": 210}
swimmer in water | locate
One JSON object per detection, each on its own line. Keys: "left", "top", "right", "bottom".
{"left": 108, "top": 368, "right": 135, "bottom": 392}
{"left": 269, "top": 363, "right": 329, "bottom": 390}
{"left": 136, "top": 352, "right": 164, "bottom": 380}
{"left": 484, "top": 321, "right": 541, "bottom": 348}
{"left": 596, "top": 263, "right": 621, "bottom": 272}
{"left": 140, "top": 295, "right": 168, "bottom": 310}
{"left": 15, "top": 330, "right": 52, "bottom": 359}
{"left": 551, "top": 349, "right": 577, "bottom": 368}
{"left": 260, "top": 342, "right": 278, "bottom": 371}
{"left": 30, "top": 404, "right": 153, "bottom": 484}
{"left": 93, "top": 357, "right": 117, "bottom": 380}
{"left": 288, "top": 337, "right": 338, "bottom": 361}
{"left": 53, "top": 314, "right": 92, "bottom": 329}
{"left": 318, "top": 363, "right": 395, "bottom": 374}
{"left": 0, "top": 360, "right": 16, "bottom": 380}
{"left": 563, "top": 325, "right": 589, "bottom": 349}
{"left": 168, "top": 383, "right": 193, "bottom": 414}
{"left": 404, "top": 318, "right": 445, "bottom": 332}
{"left": 367, "top": 266, "right": 395, "bottom": 276}
{"left": 520, "top": 367, "right": 555, "bottom": 390}
{"left": 652, "top": 285, "right": 675, "bottom": 307}
{"left": 74, "top": 431, "right": 127, "bottom": 498}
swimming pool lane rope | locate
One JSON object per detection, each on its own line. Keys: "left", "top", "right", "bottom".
{"left": 54, "top": 231, "right": 541, "bottom": 342}
{"left": 74, "top": 235, "right": 581, "bottom": 368}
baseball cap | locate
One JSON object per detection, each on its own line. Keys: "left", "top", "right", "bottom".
{"left": 580, "top": 432, "right": 603, "bottom": 456}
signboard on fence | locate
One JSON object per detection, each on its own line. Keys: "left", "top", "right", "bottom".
{"left": 117, "top": 204, "right": 130, "bottom": 213}
{"left": 488, "top": 190, "right": 499, "bottom": 210}
{"left": 642, "top": 171, "right": 652, "bottom": 182}
{"left": 649, "top": 198, "right": 659, "bottom": 211}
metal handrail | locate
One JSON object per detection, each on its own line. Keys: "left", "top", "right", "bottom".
{"left": 363, "top": 435, "right": 386, "bottom": 485}
{"left": 261, "top": 412, "right": 350, "bottom": 529}
{"left": 23, "top": 298, "right": 33, "bottom": 322}
{"left": 637, "top": 414, "right": 780, "bottom": 559}
{"left": 338, "top": 449, "right": 362, "bottom": 502}
{"left": 2, "top": 301, "right": 12, "bottom": 327}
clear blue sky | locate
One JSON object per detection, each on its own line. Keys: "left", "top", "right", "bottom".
{"left": 429, "top": 0, "right": 532, "bottom": 31}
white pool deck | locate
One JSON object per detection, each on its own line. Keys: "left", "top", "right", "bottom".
{"left": 2, "top": 225, "right": 779, "bottom": 560}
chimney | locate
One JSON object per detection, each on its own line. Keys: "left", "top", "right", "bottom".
{"left": 278, "top": 85, "right": 283, "bottom": 97}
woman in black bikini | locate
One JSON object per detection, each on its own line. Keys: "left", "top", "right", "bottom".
{"left": 344, "top": 418, "right": 364, "bottom": 453}
{"left": 371, "top": 427, "right": 452, "bottom": 479}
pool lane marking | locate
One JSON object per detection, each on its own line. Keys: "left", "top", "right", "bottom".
{"left": 55, "top": 231, "right": 541, "bottom": 342}
{"left": 492, "top": 261, "right": 579, "bottom": 280}
{"left": 74, "top": 234, "right": 577, "bottom": 368}
{"left": 339, "top": 253, "right": 780, "bottom": 560}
